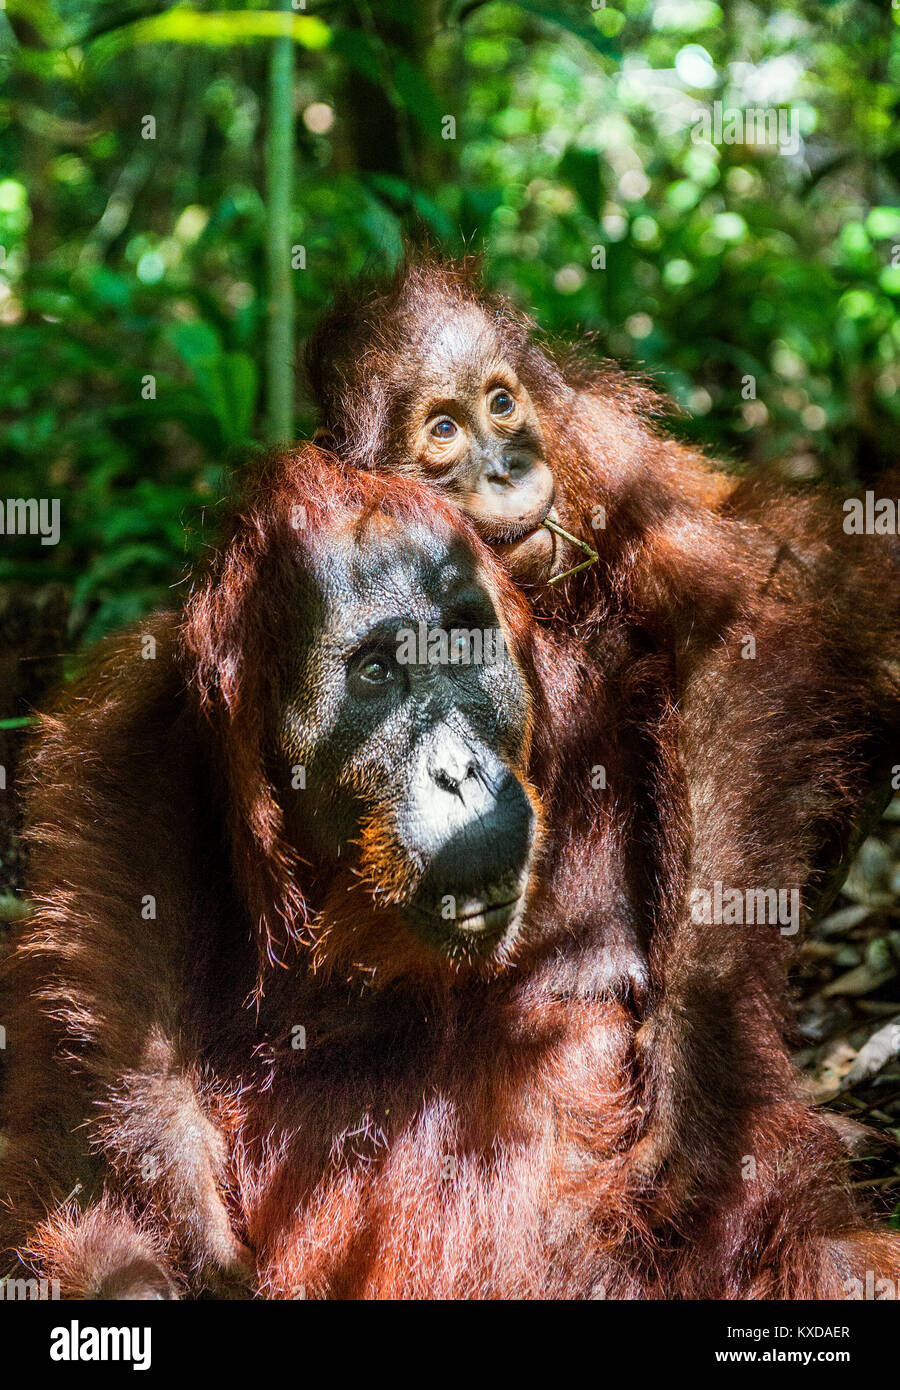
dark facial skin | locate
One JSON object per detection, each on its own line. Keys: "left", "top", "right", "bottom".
{"left": 395, "top": 307, "right": 557, "bottom": 581}
{"left": 278, "top": 512, "right": 537, "bottom": 959}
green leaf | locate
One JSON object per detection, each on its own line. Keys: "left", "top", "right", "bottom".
{"left": 330, "top": 30, "right": 382, "bottom": 84}
{"left": 89, "top": 10, "right": 331, "bottom": 68}
{"left": 169, "top": 320, "right": 222, "bottom": 368}
{"left": 559, "top": 146, "right": 603, "bottom": 218}
{"left": 190, "top": 354, "right": 258, "bottom": 446}
{"left": 219, "top": 351, "right": 259, "bottom": 444}
{"left": 392, "top": 57, "right": 444, "bottom": 133}
{"left": 87, "top": 266, "right": 132, "bottom": 310}
{"left": 459, "top": 188, "right": 504, "bottom": 239}
{"left": 512, "top": 0, "right": 621, "bottom": 57}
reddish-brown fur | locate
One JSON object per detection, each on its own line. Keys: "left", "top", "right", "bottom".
{"left": 1, "top": 446, "right": 898, "bottom": 1298}
{"left": 306, "top": 256, "right": 900, "bottom": 1210}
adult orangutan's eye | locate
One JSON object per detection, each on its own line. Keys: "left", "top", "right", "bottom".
{"left": 449, "top": 630, "right": 471, "bottom": 661}
{"left": 489, "top": 390, "right": 514, "bottom": 417}
{"left": 430, "top": 417, "right": 458, "bottom": 441}
{"left": 348, "top": 644, "right": 405, "bottom": 701}
{"left": 357, "top": 656, "right": 392, "bottom": 685}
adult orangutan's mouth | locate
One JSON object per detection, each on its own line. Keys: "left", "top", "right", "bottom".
{"left": 452, "top": 896, "right": 521, "bottom": 934}
{"left": 406, "top": 884, "right": 528, "bottom": 957}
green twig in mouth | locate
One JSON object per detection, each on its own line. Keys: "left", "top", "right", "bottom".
{"left": 541, "top": 517, "right": 599, "bottom": 584}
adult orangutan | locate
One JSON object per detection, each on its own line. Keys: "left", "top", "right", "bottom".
{"left": 305, "top": 255, "right": 900, "bottom": 1208}
{"left": 0, "top": 449, "right": 897, "bottom": 1299}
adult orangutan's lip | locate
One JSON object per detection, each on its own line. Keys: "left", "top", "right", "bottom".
{"left": 408, "top": 890, "right": 526, "bottom": 954}
{"left": 453, "top": 897, "right": 521, "bottom": 933}
{"left": 411, "top": 894, "right": 521, "bottom": 930}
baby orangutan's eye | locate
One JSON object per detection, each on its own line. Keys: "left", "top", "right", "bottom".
{"left": 430, "top": 417, "right": 458, "bottom": 441}
{"left": 488, "top": 390, "right": 515, "bottom": 418}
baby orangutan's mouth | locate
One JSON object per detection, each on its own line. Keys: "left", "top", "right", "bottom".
{"left": 476, "top": 492, "right": 555, "bottom": 546}
{"left": 496, "top": 509, "right": 602, "bottom": 587}
{"left": 494, "top": 509, "right": 557, "bottom": 581}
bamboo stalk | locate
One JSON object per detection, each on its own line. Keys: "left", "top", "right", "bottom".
{"left": 265, "top": 0, "right": 296, "bottom": 443}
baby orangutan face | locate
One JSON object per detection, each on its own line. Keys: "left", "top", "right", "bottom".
{"left": 394, "top": 307, "right": 557, "bottom": 581}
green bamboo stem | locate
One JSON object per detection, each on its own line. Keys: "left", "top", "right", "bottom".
{"left": 265, "top": 0, "right": 296, "bottom": 443}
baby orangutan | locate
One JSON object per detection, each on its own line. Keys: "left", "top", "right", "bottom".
{"left": 306, "top": 255, "right": 900, "bottom": 1214}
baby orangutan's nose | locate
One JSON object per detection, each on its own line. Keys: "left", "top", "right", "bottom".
{"left": 471, "top": 456, "right": 555, "bottom": 543}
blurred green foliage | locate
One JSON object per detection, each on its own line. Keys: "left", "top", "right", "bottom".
{"left": 1, "top": 0, "right": 899, "bottom": 643}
